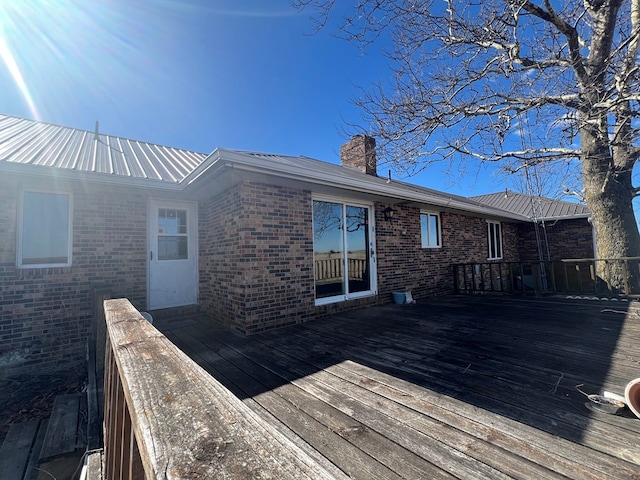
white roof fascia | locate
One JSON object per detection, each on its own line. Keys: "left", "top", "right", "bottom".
{"left": 208, "top": 149, "right": 528, "bottom": 222}
{"left": 2, "top": 141, "right": 530, "bottom": 222}
{"left": 182, "top": 149, "right": 225, "bottom": 187}
{"left": 0, "top": 161, "right": 183, "bottom": 191}
{"left": 537, "top": 213, "right": 591, "bottom": 221}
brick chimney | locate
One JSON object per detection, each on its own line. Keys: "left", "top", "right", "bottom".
{"left": 340, "top": 135, "right": 377, "bottom": 176}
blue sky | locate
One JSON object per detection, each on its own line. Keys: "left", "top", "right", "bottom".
{"left": 0, "top": 0, "right": 578, "bottom": 198}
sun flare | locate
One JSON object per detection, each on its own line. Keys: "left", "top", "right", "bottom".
{"left": 0, "top": 1, "right": 42, "bottom": 119}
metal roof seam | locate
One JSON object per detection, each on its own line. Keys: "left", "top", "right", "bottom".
{"left": 124, "top": 138, "right": 150, "bottom": 179}
{"left": 0, "top": 114, "right": 208, "bottom": 182}
{"left": 149, "top": 148, "right": 181, "bottom": 177}
{"left": 49, "top": 128, "right": 74, "bottom": 169}
{"left": 139, "top": 140, "right": 164, "bottom": 180}
{"left": 91, "top": 135, "right": 99, "bottom": 173}
{"left": 71, "top": 131, "right": 88, "bottom": 171}
{"left": 19, "top": 124, "right": 54, "bottom": 166}
{"left": 2, "top": 121, "right": 37, "bottom": 162}
{"left": 105, "top": 135, "right": 114, "bottom": 175}
{"left": 39, "top": 125, "right": 67, "bottom": 168}
{"left": 114, "top": 137, "right": 132, "bottom": 177}
{"left": 146, "top": 146, "right": 179, "bottom": 183}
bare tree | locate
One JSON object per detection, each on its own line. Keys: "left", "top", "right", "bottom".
{"left": 294, "top": 0, "right": 640, "bottom": 291}
{"left": 501, "top": 159, "right": 584, "bottom": 200}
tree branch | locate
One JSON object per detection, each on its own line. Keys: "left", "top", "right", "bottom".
{"left": 512, "top": 0, "right": 589, "bottom": 85}
{"left": 617, "top": 0, "right": 640, "bottom": 94}
{"left": 449, "top": 144, "right": 581, "bottom": 163}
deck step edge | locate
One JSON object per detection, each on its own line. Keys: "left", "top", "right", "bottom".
{"left": 39, "top": 393, "right": 82, "bottom": 462}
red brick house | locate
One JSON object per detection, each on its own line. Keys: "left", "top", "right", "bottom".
{"left": 0, "top": 114, "right": 582, "bottom": 376}
{"left": 471, "top": 190, "right": 594, "bottom": 261}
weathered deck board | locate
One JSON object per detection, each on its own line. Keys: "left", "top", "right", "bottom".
{"left": 0, "top": 420, "right": 38, "bottom": 480}
{"left": 291, "top": 310, "right": 640, "bottom": 465}
{"left": 103, "top": 298, "right": 341, "bottom": 480}
{"left": 39, "top": 393, "right": 81, "bottom": 462}
{"left": 163, "top": 296, "right": 640, "bottom": 480}
{"left": 226, "top": 326, "right": 636, "bottom": 478}
{"left": 292, "top": 314, "right": 640, "bottom": 453}
{"left": 23, "top": 419, "right": 48, "bottom": 480}
{"left": 85, "top": 450, "right": 103, "bottom": 480}
{"left": 222, "top": 336, "right": 538, "bottom": 480}
{"left": 253, "top": 329, "right": 636, "bottom": 479}
{"left": 239, "top": 333, "right": 575, "bottom": 480}
{"left": 170, "top": 330, "right": 408, "bottom": 480}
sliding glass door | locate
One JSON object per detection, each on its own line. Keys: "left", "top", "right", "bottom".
{"left": 313, "top": 198, "right": 376, "bottom": 304}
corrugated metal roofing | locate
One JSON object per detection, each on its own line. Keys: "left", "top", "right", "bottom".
{"left": 0, "top": 114, "right": 529, "bottom": 221}
{"left": 0, "top": 114, "right": 207, "bottom": 183}
{"left": 471, "top": 190, "right": 590, "bottom": 220}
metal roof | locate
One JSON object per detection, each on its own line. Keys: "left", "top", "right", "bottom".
{"left": 471, "top": 190, "right": 590, "bottom": 220}
{"left": 0, "top": 113, "right": 528, "bottom": 221}
{"left": 208, "top": 150, "right": 528, "bottom": 221}
{"left": 0, "top": 114, "right": 207, "bottom": 183}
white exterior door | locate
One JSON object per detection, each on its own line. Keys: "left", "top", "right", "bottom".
{"left": 148, "top": 199, "right": 198, "bottom": 310}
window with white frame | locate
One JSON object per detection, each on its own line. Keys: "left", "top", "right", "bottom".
{"left": 18, "top": 191, "right": 72, "bottom": 267}
{"left": 312, "top": 196, "right": 376, "bottom": 304}
{"left": 420, "top": 211, "right": 441, "bottom": 248}
{"left": 487, "top": 220, "right": 503, "bottom": 260}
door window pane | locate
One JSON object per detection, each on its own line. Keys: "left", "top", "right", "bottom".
{"left": 158, "top": 209, "right": 187, "bottom": 234}
{"left": 158, "top": 209, "right": 188, "bottom": 260}
{"left": 346, "top": 205, "right": 370, "bottom": 294}
{"left": 313, "top": 201, "right": 345, "bottom": 298}
{"left": 158, "top": 236, "right": 188, "bottom": 260}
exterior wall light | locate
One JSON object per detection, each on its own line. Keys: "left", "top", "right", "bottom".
{"left": 383, "top": 207, "right": 398, "bottom": 221}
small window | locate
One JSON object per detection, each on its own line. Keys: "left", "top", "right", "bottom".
{"left": 157, "top": 208, "right": 188, "bottom": 260}
{"left": 420, "top": 212, "right": 441, "bottom": 248}
{"left": 487, "top": 220, "right": 503, "bottom": 259}
{"left": 19, "top": 191, "right": 72, "bottom": 267}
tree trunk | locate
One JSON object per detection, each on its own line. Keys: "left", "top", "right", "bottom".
{"left": 581, "top": 132, "right": 640, "bottom": 294}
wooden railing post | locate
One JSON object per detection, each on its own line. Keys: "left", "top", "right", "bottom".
{"left": 102, "top": 298, "right": 334, "bottom": 479}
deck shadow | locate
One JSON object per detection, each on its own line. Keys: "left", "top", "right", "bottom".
{"left": 163, "top": 295, "right": 640, "bottom": 476}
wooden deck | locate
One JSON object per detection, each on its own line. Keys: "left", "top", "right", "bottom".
{"left": 162, "top": 295, "right": 640, "bottom": 480}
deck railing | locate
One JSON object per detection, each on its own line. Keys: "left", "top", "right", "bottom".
{"left": 103, "top": 298, "right": 334, "bottom": 479}
{"left": 453, "top": 257, "right": 640, "bottom": 298}
{"left": 314, "top": 257, "right": 367, "bottom": 284}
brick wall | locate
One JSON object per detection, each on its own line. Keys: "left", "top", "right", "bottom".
{"left": 517, "top": 218, "right": 594, "bottom": 261}
{"left": 198, "top": 184, "right": 526, "bottom": 333}
{"left": 1, "top": 171, "right": 536, "bottom": 374}
{"left": 199, "top": 181, "right": 317, "bottom": 334}
{"left": 0, "top": 175, "right": 147, "bottom": 377}
{"left": 199, "top": 185, "right": 244, "bottom": 328}
{"left": 375, "top": 204, "right": 521, "bottom": 301}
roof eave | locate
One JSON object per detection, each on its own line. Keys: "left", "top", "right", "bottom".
{"left": 211, "top": 150, "right": 528, "bottom": 221}
{"left": 0, "top": 162, "right": 184, "bottom": 191}
{"left": 538, "top": 214, "right": 591, "bottom": 221}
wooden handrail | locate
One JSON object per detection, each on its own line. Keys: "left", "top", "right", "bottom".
{"left": 103, "top": 299, "right": 336, "bottom": 479}
{"left": 452, "top": 257, "right": 640, "bottom": 297}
